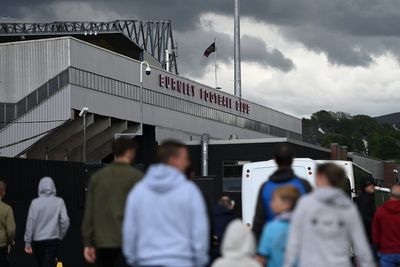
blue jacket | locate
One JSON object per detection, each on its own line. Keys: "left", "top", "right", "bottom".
{"left": 258, "top": 213, "right": 291, "bottom": 267}
{"left": 252, "top": 168, "right": 312, "bottom": 240}
{"left": 123, "top": 164, "right": 210, "bottom": 267}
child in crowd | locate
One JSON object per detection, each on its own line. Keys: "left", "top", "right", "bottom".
{"left": 257, "top": 186, "right": 300, "bottom": 267}
{"left": 211, "top": 219, "right": 261, "bottom": 267}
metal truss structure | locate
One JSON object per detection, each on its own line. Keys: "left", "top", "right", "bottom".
{"left": 0, "top": 20, "right": 178, "bottom": 74}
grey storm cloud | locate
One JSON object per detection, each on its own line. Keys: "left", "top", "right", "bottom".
{"left": 2, "top": 0, "right": 400, "bottom": 69}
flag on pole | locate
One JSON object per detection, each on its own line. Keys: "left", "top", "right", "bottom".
{"left": 203, "top": 42, "right": 216, "bottom": 57}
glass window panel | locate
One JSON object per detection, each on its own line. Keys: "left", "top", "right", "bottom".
{"left": 16, "top": 98, "right": 26, "bottom": 117}
{"left": 48, "top": 77, "right": 58, "bottom": 95}
{"left": 27, "top": 91, "right": 37, "bottom": 111}
{"left": 5, "top": 103, "right": 15, "bottom": 124}
{"left": 59, "top": 70, "right": 69, "bottom": 88}
{"left": 38, "top": 84, "right": 48, "bottom": 103}
{"left": 0, "top": 104, "right": 5, "bottom": 128}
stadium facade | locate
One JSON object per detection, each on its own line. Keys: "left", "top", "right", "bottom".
{"left": 0, "top": 21, "right": 302, "bottom": 162}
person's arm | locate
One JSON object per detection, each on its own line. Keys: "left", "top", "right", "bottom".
{"left": 252, "top": 184, "right": 266, "bottom": 241}
{"left": 24, "top": 202, "right": 34, "bottom": 250}
{"left": 59, "top": 199, "right": 70, "bottom": 239}
{"left": 284, "top": 199, "right": 305, "bottom": 267}
{"left": 257, "top": 224, "right": 273, "bottom": 266}
{"left": 349, "top": 206, "right": 375, "bottom": 267}
{"left": 6, "top": 206, "right": 16, "bottom": 246}
{"left": 190, "top": 185, "right": 210, "bottom": 267}
{"left": 123, "top": 190, "right": 138, "bottom": 267}
{"left": 371, "top": 210, "right": 380, "bottom": 249}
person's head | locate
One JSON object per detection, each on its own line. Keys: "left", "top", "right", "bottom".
{"left": 158, "top": 140, "right": 190, "bottom": 172}
{"left": 0, "top": 180, "right": 6, "bottom": 199}
{"left": 316, "top": 163, "right": 346, "bottom": 188}
{"left": 390, "top": 184, "right": 400, "bottom": 200}
{"left": 270, "top": 186, "right": 300, "bottom": 214}
{"left": 112, "top": 138, "right": 137, "bottom": 164}
{"left": 274, "top": 144, "right": 294, "bottom": 168}
{"left": 218, "top": 196, "right": 235, "bottom": 210}
{"left": 360, "top": 176, "right": 376, "bottom": 194}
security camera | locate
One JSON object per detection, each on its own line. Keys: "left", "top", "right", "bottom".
{"left": 79, "top": 107, "right": 89, "bottom": 117}
{"left": 145, "top": 66, "right": 151, "bottom": 75}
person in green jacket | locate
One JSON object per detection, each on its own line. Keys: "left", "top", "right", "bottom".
{"left": 82, "top": 138, "right": 143, "bottom": 267}
{"left": 0, "top": 180, "right": 16, "bottom": 267}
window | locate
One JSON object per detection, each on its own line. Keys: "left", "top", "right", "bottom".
{"left": 48, "top": 77, "right": 59, "bottom": 95}
{"left": 27, "top": 91, "right": 37, "bottom": 111}
{"left": 16, "top": 98, "right": 26, "bottom": 117}
{"left": 5, "top": 103, "right": 15, "bottom": 123}
{"left": 38, "top": 84, "right": 48, "bottom": 103}
{"left": 222, "top": 161, "right": 249, "bottom": 192}
{"left": 59, "top": 70, "right": 69, "bottom": 88}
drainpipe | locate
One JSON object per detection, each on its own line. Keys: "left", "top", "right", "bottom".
{"left": 201, "top": 133, "right": 210, "bottom": 176}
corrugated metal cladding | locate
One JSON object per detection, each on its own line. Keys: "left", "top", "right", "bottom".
{"left": 0, "top": 87, "right": 71, "bottom": 157}
{"left": 0, "top": 38, "right": 70, "bottom": 102}
{"left": 68, "top": 38, "right": 302, "bottom": 134}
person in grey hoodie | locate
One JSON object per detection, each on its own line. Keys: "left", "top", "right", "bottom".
{"left": 24, "top": 177, "right": 70, "bottom": 267}
{"left": 123, "top": 140, "right": 209, "bottom": 267}
{"left": 284, "top": 163, "right": 375, "bottom": 267}
{"left": 211, "top": 219, "right": 261, "bottom": 267}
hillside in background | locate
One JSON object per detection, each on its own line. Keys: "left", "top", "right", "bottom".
{"left": 374, "top": 112, "right": 400, "bottom": 127}
{"left": 302, "top": 110, "right": 400, "bottom": 160}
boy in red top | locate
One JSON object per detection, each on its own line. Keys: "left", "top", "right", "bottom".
{"left": 372, "top": 184, "right": 400, "bottom": 267}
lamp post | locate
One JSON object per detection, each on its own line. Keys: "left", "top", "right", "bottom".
{"left": 114, "top": 61, "right": 150, "bottom": 139}
{"left": 139, "top": 61, "right": 151, "bottom": 136}
{"left": 79, "top": 107, "right": 89, "bottom": 162}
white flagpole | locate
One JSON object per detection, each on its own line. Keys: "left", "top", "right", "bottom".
{"left": 214, "top": 38, "right": 218, "bottom": 89}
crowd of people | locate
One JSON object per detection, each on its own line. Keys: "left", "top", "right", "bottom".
{"left": 1, "top": 139, "right": 400, "bottom": 267}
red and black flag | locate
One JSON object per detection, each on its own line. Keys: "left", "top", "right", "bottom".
{"left": 203, "top": 42, "right": 216, "bottom": 57}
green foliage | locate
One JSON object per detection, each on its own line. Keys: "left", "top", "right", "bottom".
{"left": 304, "top": 110, "right": 400, "bottom": 160}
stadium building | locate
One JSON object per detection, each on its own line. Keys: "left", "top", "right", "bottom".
{"left": 0, "top": 20, "right": 302, "bottom": 162}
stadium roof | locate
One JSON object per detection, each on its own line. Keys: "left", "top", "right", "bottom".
{"left": 0, "top": 20, "right": 178, "bottom": 74}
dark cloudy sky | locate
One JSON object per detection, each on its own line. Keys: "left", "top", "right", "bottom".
{"left": 2, "top": 0, "right": 400, "bottom": 117}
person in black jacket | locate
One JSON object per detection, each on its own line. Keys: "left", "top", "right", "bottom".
{"left": 212, "top": 196, "right": 236, "bottom": 259}
{"left": 252, "top": 145, "right": 312, "bottom": 241}
{"left": 356, "top": 176, "right": 376, "bottom": 243}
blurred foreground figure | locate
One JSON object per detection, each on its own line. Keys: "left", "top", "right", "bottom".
{"left": 0, "top": 180, "right": 15, "bottom": 267}
{"left": 211, "top": 219, "right": 260, "bottom": 267}
{"left": 24, "top": 177, "right": 70, "bottom": 267}
{"left": 284, "top": 163, "right": 375, "bottom": 267}
{"left": 372, "top": 184, "right": 400, "bottom": 267}
{"left": 212, "top": 196, "right": 236, "bottom": 258}
{"left": 123, "top": 140, "right": 209, "bottom": 267}
{"left": 257, "top": 186, "right": 300, "bottom": 267}
{"left": 252, "top": 145, "right": 312, "bottom": 240}
{"left": 82, "top": 138, "right": 142, "bottom": 267}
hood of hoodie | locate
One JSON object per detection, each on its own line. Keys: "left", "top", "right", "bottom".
{"left": 38, "top": 177, "right": 56, "bottom": 197}
{"left": 313, "top": 187, "right": 352, "bottom": 208}
{"left": 383, "top": 199, "right": 400, "bottom": 214}
{"left": 221, "top": 219, "right": 256, "bottom": 259}
{"left": 143, "top": 164, "right": 186, "bottom": 193}
{"left": 269, "top": 167, "right": 296, "bottom": 183}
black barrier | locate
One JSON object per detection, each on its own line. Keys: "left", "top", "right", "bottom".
{"left": 0, "top": 157, "right": 90, "bottom": 267}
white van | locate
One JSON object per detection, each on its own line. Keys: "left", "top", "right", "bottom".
{"left": 241, "top": 159, "right": 380, "bottom": 227}
{"left": 241, "top": 158, "right": 317, "bottom": 227}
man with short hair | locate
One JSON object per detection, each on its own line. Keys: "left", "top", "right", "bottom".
{"left": 372, "top": 184, "right": 400, "bottom": 267}
{"left": 82, "top": 138, "right": 143, "bottom": 267}
{"left": 252, "top": 144, "right": 312, "bottom": 240}
{"left": 0, "top": 180, "right": 15, "bottom": 267}
{"left": 356, "top": 176, "right": 376, "bottom": 243}
{"left": 123, "top": 140, "right": 209, "bottom": 267}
